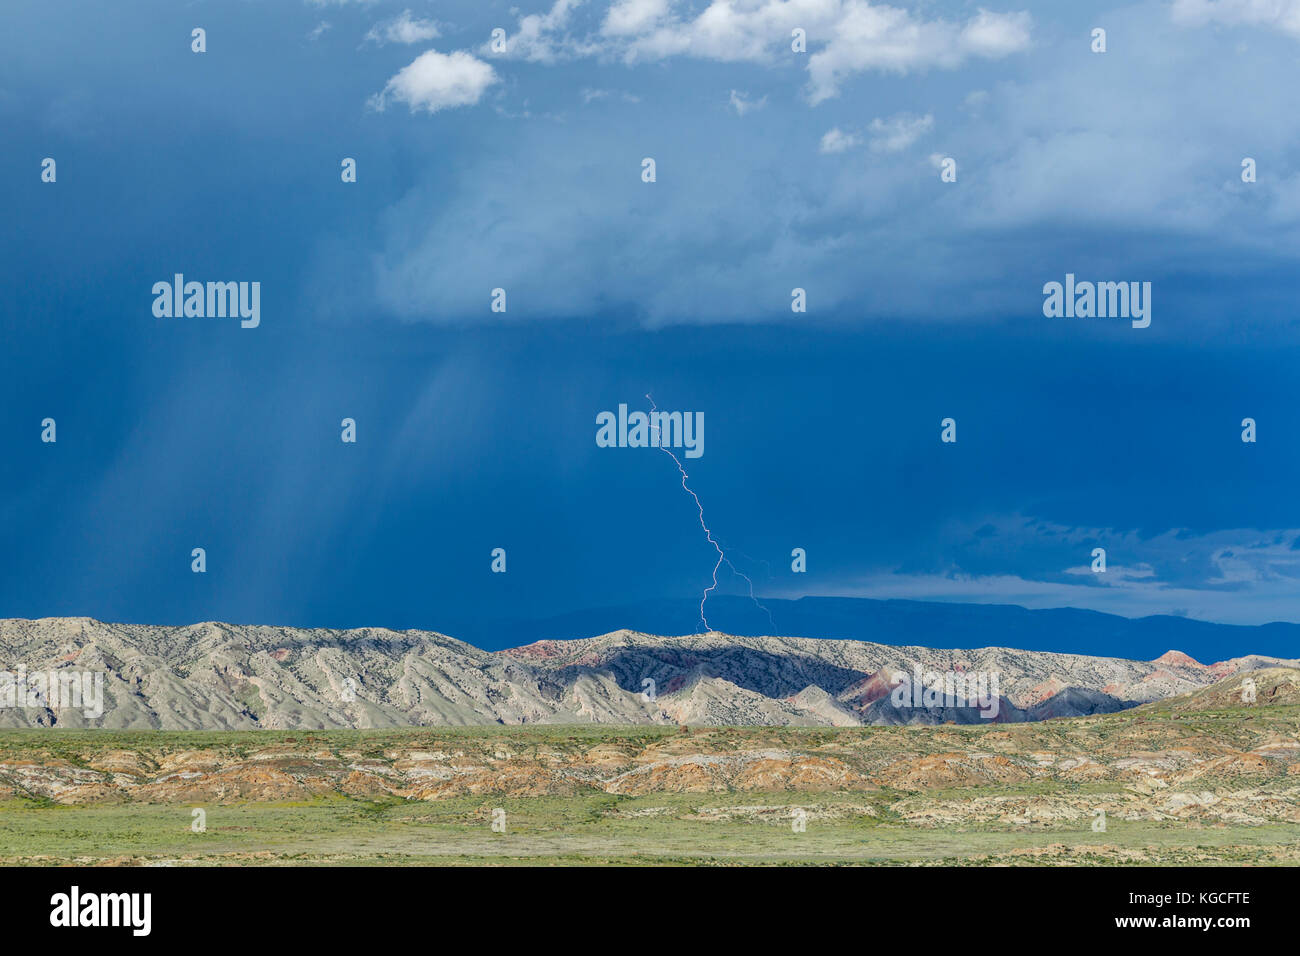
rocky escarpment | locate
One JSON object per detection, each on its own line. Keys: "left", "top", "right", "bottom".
{"left": 1, "top": 617, "right": 1296, "bottom": 730}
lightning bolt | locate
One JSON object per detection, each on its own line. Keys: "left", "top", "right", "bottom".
{"left": 646, "top": 393, "right": 774, "bottom": 633}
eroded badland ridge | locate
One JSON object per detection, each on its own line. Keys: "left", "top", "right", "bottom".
{"left": 1, "top": 670, "right": 1297, "bottom": 865}
{"left": 1, "top": 617, "right": 1297, "bottom": 729}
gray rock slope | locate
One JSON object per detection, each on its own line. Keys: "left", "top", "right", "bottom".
{"left": 1, "top": 618, "right": 1294, "bottom": 729}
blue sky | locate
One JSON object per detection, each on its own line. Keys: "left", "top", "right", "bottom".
{"left": 3, "top": 0, "right": 1300, "bottom": 637}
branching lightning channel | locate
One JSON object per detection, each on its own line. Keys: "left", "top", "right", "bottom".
{"left": 646, "top": 393, "right": 774, "bottom": 633}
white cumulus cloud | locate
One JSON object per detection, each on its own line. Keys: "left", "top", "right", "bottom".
{"left": 489, "top": 1, "right": 1032, "bottom": 102}
{"left": 728, "top": 89, "right": 767, "bottom": 115}
{"left": 603, "top": 0, "right": 672, "bottom": 36}
{"left": 370, "top": 50, "right": 499, "bottom": 113}
{"left": 1171, "top": 0, "right": 1300, "bottom": 38}
{"left": 868, "top": 112, "right": 933, "bottom": 152}
{"left": 365, "top": 10, "right": 441, "bottom": 46}
{"left": 489, "top": 0, "right": 598, "bottom": 64}
{"left": 819, "top": 126, "right": 860, "bottom": 153}
{"left": 808, "top": 5, "right": 1031, "bottom": 103}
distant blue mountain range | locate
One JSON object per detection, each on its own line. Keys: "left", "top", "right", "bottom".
{"left": 449, "top": 596, "right": 1300, "bottom": 663}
